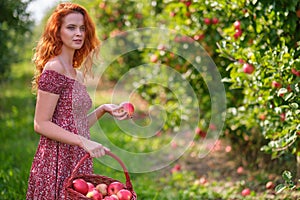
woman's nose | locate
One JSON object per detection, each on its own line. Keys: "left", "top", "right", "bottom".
{"left": 76, "top": 28, "right": 82, "bottom": 36}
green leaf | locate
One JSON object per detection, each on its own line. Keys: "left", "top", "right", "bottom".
{"left": 275, "top": 184, "right": 286, "bottom": 193}
{"left": 282, "top": 170, "right": 293, "bottom": 181}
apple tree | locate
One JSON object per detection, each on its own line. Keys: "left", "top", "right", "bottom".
{"left": 213, "top": 0, "right": 300, "bottom": 174}
{"left": 0, "top": 0, "right": 33, "bottom": 81}
{"left": 85, "top": 0, "right": 300, "bottom": 174}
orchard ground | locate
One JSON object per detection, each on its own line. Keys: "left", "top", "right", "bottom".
{"left": 95, "top": 77, "right": 300, "bottom": 200}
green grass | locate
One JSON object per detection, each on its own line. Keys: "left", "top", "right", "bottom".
{"left": 0, "top": 62, "right": 37, "bottom": 199}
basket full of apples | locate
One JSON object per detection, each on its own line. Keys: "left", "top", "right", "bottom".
{"left": 64, "top": 151, "right": 137, "bottom": 200}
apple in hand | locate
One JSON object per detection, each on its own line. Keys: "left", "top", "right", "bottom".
{"left": 96, "top": 183, "right": 108, "bottom": 196}
{"left": 72, "top": 178, "right": 89, "bottom": 195}
{"left": 108, "top": 181, "right": 124, "bottom": 195}
{"left": 120, "top": 102, "right": 135, "bottom": 117}
{"left": 117, "top": 189, "right": 133, "bottom": 200}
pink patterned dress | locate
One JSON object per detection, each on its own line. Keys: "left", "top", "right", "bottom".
{"left": 27, "top": 70, "right": 93, "bottom": 200}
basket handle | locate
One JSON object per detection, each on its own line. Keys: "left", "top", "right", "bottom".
{"left": 70, "top": 151, "right": 133, "bottom": 191}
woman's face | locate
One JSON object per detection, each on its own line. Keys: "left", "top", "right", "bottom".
{"left": 60, "top": 12, "right": 85, "bottom": 51}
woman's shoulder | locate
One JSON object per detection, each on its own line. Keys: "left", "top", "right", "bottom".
{"left": 43, "top": 58, "right": 65, "bottom": 74}
{"left": 76, "top": 70, "right": 84, "bottom": 83}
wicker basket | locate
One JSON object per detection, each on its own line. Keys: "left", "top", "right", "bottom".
{"left": 64, "top": 151, "right": 137, "bottom": 199}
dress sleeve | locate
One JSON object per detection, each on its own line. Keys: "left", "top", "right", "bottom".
{"left": 38, "top": 70, "right": 66, "bottom": 95}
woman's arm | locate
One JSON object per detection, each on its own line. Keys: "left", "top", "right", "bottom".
{"left": 87, "top": 104, "right": 129, "bottom": 128}
{"left": 34, "top": 90, "right": 107, "bottom": 157}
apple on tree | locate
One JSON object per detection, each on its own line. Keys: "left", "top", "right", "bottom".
{"left": 150, "top": 54, "right": 158, "bottom": 63}
{"left": 243, "top": 63, "right": 255, "bottom": 74}
{"left": 212, "top": 17, "right": 219, "bottom": 24}
{"left": 271, "top": 81, "right": 281, "bottom": 88}
{"left": 233, "top": 20, "right": 241, "bottom": 30}
{"left": 72, "top": 178, "right": 89, "bottom": 196}
{"left": 204, "top": 18, "right": 211, "bottom": 25}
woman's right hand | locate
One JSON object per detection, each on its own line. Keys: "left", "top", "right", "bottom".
{"left": 78, "top": 135, "right": 110, "bottom": 158}
{"left": 101, "top": 104, "right": 131, "bottom": 120}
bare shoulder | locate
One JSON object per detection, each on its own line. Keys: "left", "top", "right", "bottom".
{"left": 43, "top": 57, "right": 65, "bottom": 74}
{"left": 76, "top": 70, "right": 85, "bottom": 83}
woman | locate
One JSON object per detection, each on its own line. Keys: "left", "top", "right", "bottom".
{"left": 27, "top": 3, "right": 128, "bottom": 199}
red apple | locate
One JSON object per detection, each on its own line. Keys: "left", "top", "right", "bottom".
{"left": 150, "top": 54, "right": 158, "bottom": 63}
{"left": 87, "top": 188, "right": 103, "bottom": 200}
{"left": 243, "top": 63, "right": 255, "bottom": 74}
{"left": 185, "top": 1, "right": 192, "bottom": 7}
{"left": 193, "top": 33, "right": 205, "bottom": 41}
{"left": 296, "top": 9, "right": 300, "bottom": 18}
{"left": 212, "top": 17, "right": 219, "bottom": 24}
{"left": 87, "top": 182, "right": 95, "bottom": 192}
{"left": 96, "top": 183, "right": 108, "bottom": 196}
{"left": 204, "top": 18, "right": 211, "bottom": 25}
{"left": 234, "top": 28, "right": 243, "bottom": 39}
{"left": 110, "top": 195, "right": 119, "bottom": 200}
{"left": 272, "top": 81, "right": 281, "bottom": 88}
{"left": 117, "top": 189, "right": 132, "bottom": 200}
{"left": 233, "top": 20, "right": 241, "bottom": 29}
{"left": 108, "top": 182, "right": 124, "bottom": 195}
{"left": 99, "top": 2, "right": 106, "bottom": 9}
{"left": 287, "top": 85, "right": 292, "bottom": 92}
{"left": 185, "top": 12, "right": 191, "bottom": 18}
{"left": 259, "top": 114, "right": 266, "bottom": 121}
{"left": 236, "top": 166, "right": 244, "bottom": 174}
{"left": 120, "top": 102, "right": 135, "bottom": 117}
{"left": 225, "top": 145, "right": 232, "bottom": 152}
{"left": 238, "top": 59, "right": 245, "bottom": 64}
{"left": 170, "top": 11, "right": 176, "bottom": 17}
{"left": 195, "top": 127, "right": 207, "bottom": 138}
{"left": 291, "top": 68, "right": 300, "bottom": 76}
{"left": 280, "top": 112, "right": 285, "bottom": 121}
{"left": 241, "top": 188, "right": 251, "bottom": 196}
{"left": 171, "top": 164, "right": 181, "bottom": 173}
{"left": 199, "top": 177, "right": 208, "bottom": 185}
{"left": 266, "top": 181, "right": 275, "bottom": 189}
{"left": 92, "top": 192, "right": 103, "bottom": 200}
{"left": 73, "top": 178, "right": 89, "bottom": 195}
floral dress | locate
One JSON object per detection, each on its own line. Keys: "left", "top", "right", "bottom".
{"left": 26, "top": 70, "right": 93, "bottom": 200}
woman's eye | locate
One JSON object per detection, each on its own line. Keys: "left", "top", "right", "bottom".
{"left": 67, "top": 26, "right": 75, "bottom": 30}
{"left": 80, "top": 27, "right": 86, "bottom": 32}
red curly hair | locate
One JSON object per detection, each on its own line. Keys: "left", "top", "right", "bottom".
{"left": 32, "top": 2, "right": 100, "bottom": 89}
